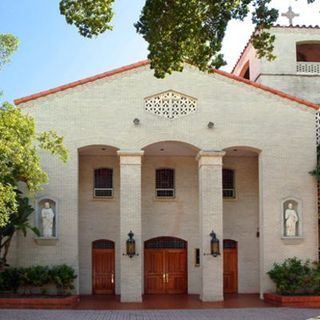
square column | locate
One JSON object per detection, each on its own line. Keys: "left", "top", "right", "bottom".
{"left": 117, "top": 150, "right": 144, "bottom": 302}
{"left": 197, "top": 150, "right": 225, "bottom": 301}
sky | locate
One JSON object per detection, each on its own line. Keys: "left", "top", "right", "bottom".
{"left": 1, "top": 0, "right": 320, "bottom": 103}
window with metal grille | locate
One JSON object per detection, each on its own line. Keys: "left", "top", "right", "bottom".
{"left": 94, "top": 168, "right": 113, "bottom": 197}
{"left": 223, "top": 169, "right": 235, "bottom": 199}
{"left": 155, "top": 168, "right": 175, "bottom": 198}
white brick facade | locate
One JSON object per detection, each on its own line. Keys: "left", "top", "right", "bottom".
{"left": 14, "top": 62, "right": 318, "bottom": 301}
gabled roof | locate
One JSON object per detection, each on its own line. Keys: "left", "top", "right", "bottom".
{"left": 14, "top": 60, "right": 318, "bottom": 111}
{"left": 214, "top": 69, "right": 318, "bottom": 110}
{"left": 14, "top": 60, "right": 150, "bottom": 105}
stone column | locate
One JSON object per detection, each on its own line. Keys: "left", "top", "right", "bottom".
{"left": 117, "top": 150, "right": 144, "bottom": 302}
{"left": 197, "top": 150, "right": 225, "bottom": 301}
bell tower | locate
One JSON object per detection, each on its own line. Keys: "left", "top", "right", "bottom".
{"left": 232, "top": 25, "right": 320, "bottom": 105}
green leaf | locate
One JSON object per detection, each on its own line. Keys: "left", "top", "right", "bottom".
{"left": 59, "top": 0, "right": 114, "bottom": 38}
{"left": 135, "top": 0, "right": 278, "bottom": 78}
{"left": 0, "top": 34, "right": 19, "bottom": 70}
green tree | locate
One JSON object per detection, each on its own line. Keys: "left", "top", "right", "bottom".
{"left": 0, "top": 193, "right": 39, "bottom": 269}
{"left": 0, "top": 34, "right": 19, "bottom": 71}
{"left": 59, "top": 0, "right": 283, "bottom": 78}
{"left": 0, "top": 33, "right": 19, "bottom": 97}
{"left": 0, "top": 103, "right": 68, "bottom": 227}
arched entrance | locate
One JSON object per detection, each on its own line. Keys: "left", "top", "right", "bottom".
{"left": 222, "top": 146, "right": 260, "bottom": 294}
{"left": 78, "top": 144, "right": 119, "bottom": 294}
{"left": 223, "top": 239, "right": 238, "bottom": 294}
{"left": 144, "top": 237, "right": 187, "bottom": 294}
{"left": 92, "top": 239, "right": 115, "bottom": 294}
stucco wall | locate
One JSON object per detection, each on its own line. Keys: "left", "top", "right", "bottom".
{"left": 18, "top": 64, "right": 317, "bottom": 296}
{"left": 255, "top": 27, "right": 320, "bottom": 103}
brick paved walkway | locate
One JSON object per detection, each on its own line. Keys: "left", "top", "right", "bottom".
{"left": 0, "top": 308, "right": 319, "bottom": 320}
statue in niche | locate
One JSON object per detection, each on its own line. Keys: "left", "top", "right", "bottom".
{"left": 284, "top": 202, "right": 299, "bottom": 237}
{"left": 41, "top": 202, "right": 55, "bottom": 237}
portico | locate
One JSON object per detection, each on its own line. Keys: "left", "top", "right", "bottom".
{"left": 77, "top": 141, "right": 262, "bottom": 302}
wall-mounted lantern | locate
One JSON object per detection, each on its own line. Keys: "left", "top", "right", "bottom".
{"left": 123, "top": 230, "right": 139, "bottom": 258}
{"left": 210, "top": 231, "right": 220, "bottom": 257}
{"left": 203, "top": 230, "right": 220, "bottom": 257}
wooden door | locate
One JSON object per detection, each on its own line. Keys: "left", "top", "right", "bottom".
{"left": 144, "top": 237, "right": 187, "bottom": 294}
{"left": 144, "top": 249, "right": 165, "bottom": 294}
{"left": 165, "top": 249, "right": 187, "bottom": 294}
{"left": 92, "top": 240, "right": 115, "bottom": 294}
{"left": 223, "top": 240, "right": 238, "bottom": 294}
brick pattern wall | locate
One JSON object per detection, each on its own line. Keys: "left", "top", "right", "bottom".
{"left": 18, "top": 65, "right": 318, "bottom": 297}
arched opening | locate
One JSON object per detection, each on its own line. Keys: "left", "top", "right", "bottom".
{"left": 92, "top": 239, "right": 115, "bottom": 295}
{"left": 239, "top": 61, "right": 250, "bottom": 80}
{"left": 78, "top": 145, "right": 119, "bottom": 294}
{"left": 142, "top": 140, "right": 200, "bottom": 156}
{"left": 145, "top": 236, "right": 187, "bottom": 249}
{"left": 144, "top": 237, "right": 187, "bottom": 294}
{"left": 222, "top": 146, "right": 260, "bottom": 294}
{"left": 296, "top": 42, "right": 320, "bottom": 62}
{"left": 141, "top": 141, "right": 199, "bottom": 295}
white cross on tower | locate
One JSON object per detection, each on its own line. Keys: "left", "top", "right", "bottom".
{"left": 281, "top": 6, "right": 300, "bottom": 25}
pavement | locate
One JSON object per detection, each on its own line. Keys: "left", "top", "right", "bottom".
{"left": 0, "top": 308, "right": 319, "bottom": 320}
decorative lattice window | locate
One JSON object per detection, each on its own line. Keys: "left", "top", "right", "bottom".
{"left": 94, "top": 168, "right": 113, "bottom": 197}
{"left": 145, "top": 90, "right": 197, "bottom": 119}
{"left": 155, "top": 168, "right": 175, "bottom": 197}
{"left": 223, "top": 169, "right": 235, "bottom": 199}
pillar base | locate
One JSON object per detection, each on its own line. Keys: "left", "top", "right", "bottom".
{"left": 200, "top": 294, "right": 224, "bottom": 302}
{"left": 120, "top": 294, "right": 143, "bottom": 303}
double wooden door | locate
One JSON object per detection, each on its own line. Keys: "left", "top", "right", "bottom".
{"left": 144, "top": 238, "right": 187, "bottom": 294}
{"left": 223, "top": 240, "right": 238, "bottom": 294}
{"left": 92, "top": 240, "right": 115, "bottom": 294}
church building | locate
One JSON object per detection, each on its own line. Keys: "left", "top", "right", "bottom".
{"left": 13, "top": 24, "right": 319, "bottom": 302}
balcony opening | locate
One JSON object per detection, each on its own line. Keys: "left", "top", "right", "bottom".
{"left": 296, "top": 42, "right": 320, "bottom": 74}
{"left": 296, "top": 43, "right": 320, "bottom": 62}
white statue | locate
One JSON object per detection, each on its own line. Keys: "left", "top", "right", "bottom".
{"left": 41, "top": 202, "right": 55, "bottom": 237}
{"left": 284, "top": 203, "right": 299, "bottom": 237}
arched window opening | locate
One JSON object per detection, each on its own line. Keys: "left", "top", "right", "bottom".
{"left": 94, "top": 168, "right": 113, "bottom": 197}
{"left": 296, "top": 43, "right": 320, "bottom": 62}
{"left": 155, "top": 168, "right": 175, "bottom": 198}
{"left": 92, "top": 239, "right": 115, "bottom": 249}
{"left": 144, "top": 237, "right": 187, "bottom": 249}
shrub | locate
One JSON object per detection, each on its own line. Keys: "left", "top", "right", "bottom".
{"left": 0, "top": 268, "right": 20, "bottom": 293}
{"left": 50, "top": 264, "right": 77, "bottom": 295}
{"left": 267, "top": 257, "right": 320, "bottom": 295}
{"left": 0, "top": 264, "right": 77, "bottom": 295}
{"left": 25, "top": 266, "right": 50, "bottom": 288}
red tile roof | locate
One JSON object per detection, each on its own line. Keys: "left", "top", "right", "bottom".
{"left": 15, "top": 60, "right": 319, "bottom": 111}
{"left": 214, "top": 68, "right": 319, "bottom": 110}
{"left": 14, "top": 60, "right": 150, "bottom": 105}
{"left": 273, "top": 24, "right": 320, "bottom": 29}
